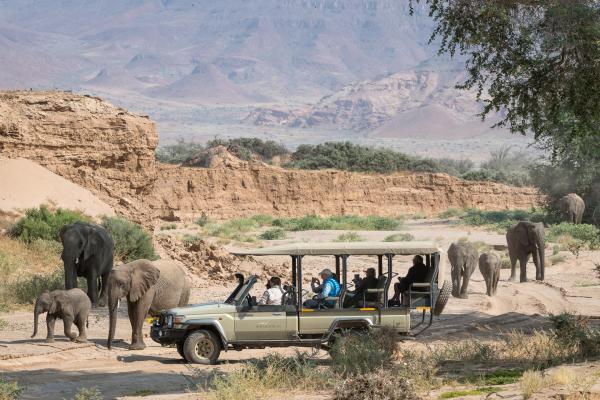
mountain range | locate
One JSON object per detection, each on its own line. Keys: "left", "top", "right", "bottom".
{"left": 0, "top": 0, "right": 516, "bottom": 145}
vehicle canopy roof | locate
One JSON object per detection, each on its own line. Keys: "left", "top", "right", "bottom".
{"left": 231, "top": 241, "right": 442, "bottom": 256}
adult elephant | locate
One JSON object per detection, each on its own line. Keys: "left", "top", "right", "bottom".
{"left": 107, "top": 259, "right": 190, "bottom": 350}
{"left": 448, "top": 242, "right": 478, "bottom": 299}
{"left": 60, "top": 222, "right": 114, "bottom": 307}
{"left": 506, "top": 221, "right": 545, "bottom": 282}
{"left": 559, "top": 193, "right": 585, "bottom": 224}
{"left": 478, "top": 252, "right": 501, "bottom": 297}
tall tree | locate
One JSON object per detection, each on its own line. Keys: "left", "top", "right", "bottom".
{"left": 411, "top": 0, "right": 600, "bottom": 219}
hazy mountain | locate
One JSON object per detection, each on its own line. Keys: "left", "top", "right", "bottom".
{"left": 0, "top": 0, "right": 441, "bottom": 102}
{"left": 0, "top": 0, "right": 520, "bottom": 148}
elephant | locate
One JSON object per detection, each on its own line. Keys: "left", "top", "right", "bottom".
{"left": 31, "top": 288, "right": 91, "bottom": 343}
{"left": 478, "top": 252, "right": 501, "bottom": 296}
{"left": 60, "top": 222, "right": 114, "bottom": 307}
{"left": 506, "top": 221, "right": 546, "bottom": 282}
{"left": 448, "top": 242, "right": 478, "bottom": 299}
{"left": 107, "top": 259, "right": 190, "bottom": 350}
{"left": 559, "top": 193, "right": 585, "bottom": 224}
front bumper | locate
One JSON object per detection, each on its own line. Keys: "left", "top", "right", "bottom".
{"left": 150, "top": 325, "right": 187, "bottom": 345}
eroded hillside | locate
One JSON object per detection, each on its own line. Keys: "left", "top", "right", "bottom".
{"left": 0, "top": 91, "right": 542, "bottom": 223}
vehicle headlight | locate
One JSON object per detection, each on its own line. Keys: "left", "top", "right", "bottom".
{"left": 166, "top": 315, "right": 174, "bottom": 328}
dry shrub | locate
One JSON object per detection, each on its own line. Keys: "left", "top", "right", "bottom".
{"left": 330, "top": 326, "right": 398, "bottom": 377}
{"left": 333, "top": 368, "right": 421, "bottom": 400}
{"left": 520, "top": 370, "right": 544, "bottom": 399}
{"left": 549, "top": 366, "right": 577, "bottom": 386}
{"left": 208, "top": 352, "right": 328, "bottom": 400}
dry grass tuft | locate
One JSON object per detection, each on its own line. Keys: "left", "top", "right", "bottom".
{"left": 333, "top": 368, "right": 421, "bottom": 400}
{"left": 520, "top": 370, "right": 544, "bottom": 399}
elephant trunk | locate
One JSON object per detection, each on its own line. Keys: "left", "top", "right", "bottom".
{"left": 107, "top": 288, "right": 119, "bottom": 350}
{"left": 537, "top": 237, "right": 545, "bottom": 281}
{"left": 31, "top": 301, "right": 42, "bottom": 338}
{"left": 63, "top": 258, "right": 76, "bottom": 289}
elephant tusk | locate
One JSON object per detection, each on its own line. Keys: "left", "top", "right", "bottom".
{"left": 75, "top": 257, "right": 79, "bottom": 264}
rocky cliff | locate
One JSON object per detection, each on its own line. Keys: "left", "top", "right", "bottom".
{"left": 0, "top": 91, "right": 542, "bottom": 223}
{"left": 0, "top": 91, "right": 158, "bottom": 218}
{"left": 150, "top": 147, "right": 542, "bottom": 220}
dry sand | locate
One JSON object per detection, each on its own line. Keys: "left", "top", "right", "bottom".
{"left": 0, "top": 220, "right": 599, "bottom": 399}
{"left": 0, "top": 158, "right": 114, "bottom": 219}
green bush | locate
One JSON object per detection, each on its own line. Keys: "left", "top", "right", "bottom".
{"left": 155, "top": 138, "right": 204, "bottom": 164}
{"left": 272, "top": 215, "right": 403, "bottom": 231}
{"left": 546, "top": 223, "right": 600, "bottom": 249}
{"left": 0, "top": 378, "right": 22, "bottom": 400}
{"left": 206, "top": 137, "right": 288, "bottom": 162}
{"left": 258, "top": 228, "right": 286, "bottom": 240}
{"left": 204, "top": 215, "right": 274, "bottom": 239}
{"left": 9, "top": 206, "right": 90, "bottom": 244}
{"left": 100, "top": 217, "right": 158, "bottom": 262}
{"left": 330, "top": 327, "right": 397, "bottom": 377}
{"left": 195, "top": 213, "right": 210, "bottom": 227}
{"left": 550, "top": 313, "right": 600, "bottom": 357}
{"left": 334, "top": 232, "right": 364, "bottom": 242}
{"left": 383, "top": 233, "right": 414, "bottom": 242}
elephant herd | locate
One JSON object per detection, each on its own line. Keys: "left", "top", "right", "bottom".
{"left": 448, "top": 220, "right": 546, "bottom": 299}
{"left": 31, "top": 222, "right": 191, "bottom": 350}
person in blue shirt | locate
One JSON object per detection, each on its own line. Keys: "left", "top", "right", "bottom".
{"left": 304, "top": 268, "right": 341, "bottom": 309}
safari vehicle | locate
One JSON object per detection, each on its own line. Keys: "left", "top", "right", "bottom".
{"left": 151, "top": 242, "right": 451, "bottom": 364}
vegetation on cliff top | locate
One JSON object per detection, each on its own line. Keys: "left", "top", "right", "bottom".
{"left": 157, "top": 138, "right": 534, "bottom": 187}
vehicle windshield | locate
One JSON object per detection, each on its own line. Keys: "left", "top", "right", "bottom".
{"left": 230, "top": 276, "right": 257, "bottom": 304}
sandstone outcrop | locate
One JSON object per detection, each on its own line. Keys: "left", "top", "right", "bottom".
{"left": 1, "top": 91, "right": 542, "bottom": 224}
{"left": 0, "top": 91, "right": 158, "bottom": 219}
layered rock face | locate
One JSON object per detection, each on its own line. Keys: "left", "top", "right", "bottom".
{"left": 0, "top": 91, "right": 158, "bottom": 217}
{"left": 152, "top": 149, "right": 542, "bottom": 220}
{"left": 1, "top": 91, "right": 542, "bottom": 223}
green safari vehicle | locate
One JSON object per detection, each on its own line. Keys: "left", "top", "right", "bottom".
{"left": 150, "top": 241, "right": 451, "bottom": 364}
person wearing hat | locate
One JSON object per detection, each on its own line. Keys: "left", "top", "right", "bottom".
{"left": 304, "top": 268, "right": 341, "bottom": 309}
{"left": 351, "top": 267, "right": 379, "bottom": 306}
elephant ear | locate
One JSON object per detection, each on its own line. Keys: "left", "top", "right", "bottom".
{"left": 83, "top": 227, "right": 101, "bottom": 261}
{"left": 129, "top": 263, "right": 160, "bottom": 302}
{"left": 49, "top": 292, "right": 74, "bottom": 320}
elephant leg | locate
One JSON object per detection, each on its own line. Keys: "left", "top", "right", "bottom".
{"left": 87, "top": 270, "right": 98, "bottom": 307}
{"left": 63, "top": 318, "right": 77, "bottom": 341}
{"left": 98, "top": 271, "right": 110, "bottom": 308}
{"left": 532, "top": 250, "right": 542, "bottom": 281}
{"left": 459, "top": 269, "right": 470, "bottom": 299}
{"left": 129, "top": 290, "right": 154, "bottom": 350}
{"left": 75, "top": 315, "right": 87, "bottom": 343}
{"left": 519, "top": 254, "right": 530, "bottom": 282}
{"left": 509, "top": 254, "right": 518, "bottom": 282}
{"left": 493, "top": 269, "right": 500, "bottom": 296}
{"left": 451, "top": 268, "right": 461, "bottom": 298}
{"left": 46, "top": 315, "right": 56, "bottom": 342}
{"left": 484, "top": 272, "right": 492, "bottom": 296}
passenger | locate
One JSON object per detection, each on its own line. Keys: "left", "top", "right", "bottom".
{"left": 350, "top": 267, "right": 378, "bottom": 306}
{"left": 304, "top": 269, "right": 340, "bottom": 309}
{"left": 389, "top": 255, "right": 429, "bottom": 305}
{"left": 258, "top": 276, "right": 285, "bottom": 305}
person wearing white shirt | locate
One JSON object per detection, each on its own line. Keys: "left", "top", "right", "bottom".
{"left": 258, "top": 276, "right": 285, "bottom": 305}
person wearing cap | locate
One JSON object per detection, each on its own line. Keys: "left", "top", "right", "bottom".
{"left": 351, "top": 267, "right": 379, "bottom": 305}
{"left": 304, "top": 268, "right": 341, "bottom": 309}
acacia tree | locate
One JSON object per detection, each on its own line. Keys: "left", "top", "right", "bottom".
{"left": 411, "top": 0, "right": 600, "bottom": 219}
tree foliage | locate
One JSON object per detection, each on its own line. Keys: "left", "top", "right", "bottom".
{"left": 411, "top": 0, "right": 600, "bottom": 220}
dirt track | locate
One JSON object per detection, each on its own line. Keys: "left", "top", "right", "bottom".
{"left": 1, "top": 221, "right": 599, "bottom": 399}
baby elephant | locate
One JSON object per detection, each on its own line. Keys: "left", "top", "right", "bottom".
{"left": 478, "top": 252, "right": 501, "bottom": 297}
{"left": 32, "top": 288, "right": 91, "bottom": 343}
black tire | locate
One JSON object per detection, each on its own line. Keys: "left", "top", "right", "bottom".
{"left": 433, "top": 280, "right": 451, "bottom": 316}
{"left": 176, "top": 341, "right": 187, "bottom": 361}
{"left": 183, "top": 330, "right": 221, "bottom": 365}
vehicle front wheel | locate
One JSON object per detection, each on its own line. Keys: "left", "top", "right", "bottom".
{"left": 433, "top": 280, "right": 452, "bottom": 316}
{"left": 176, "top": 341, "right": 187, "bottom": 361}
{"left": 183, "top": 330, "right": 221, "bottom": 365}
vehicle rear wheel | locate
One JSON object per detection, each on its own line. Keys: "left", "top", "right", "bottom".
{"left": 433, "top": 280, "right": 451, "bottom": 316}
{"left": 183, "top": 330, "right": 221, "bottom": 365}
{"left": 176, "top": 341, "right": 187, "bottom": 361}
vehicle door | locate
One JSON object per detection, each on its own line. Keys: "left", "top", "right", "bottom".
{"left": 235, "top": 303, "right": 289, "bottom": 340}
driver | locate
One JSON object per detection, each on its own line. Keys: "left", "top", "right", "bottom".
{"left": 258, "top": 276, "right": 285, "bottom": 305}
{"left": 304, "top": 269, "right": 340, "bottom": 309}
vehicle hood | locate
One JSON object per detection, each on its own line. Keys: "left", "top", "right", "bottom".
{"left": 167, "top": 303, "right": 236, "bottom": 316}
